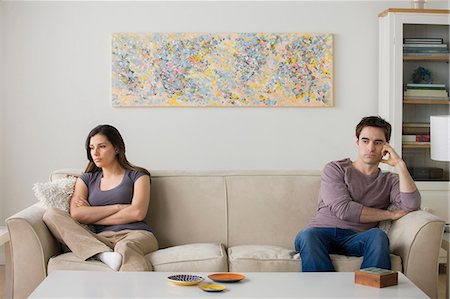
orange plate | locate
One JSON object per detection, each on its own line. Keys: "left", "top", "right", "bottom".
{"left": 208, "top": 273, "right": 245, "bottom": 283}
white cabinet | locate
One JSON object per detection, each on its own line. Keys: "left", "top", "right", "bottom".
{"left": 378, "top": 9, "right": 450, "bottom": 223}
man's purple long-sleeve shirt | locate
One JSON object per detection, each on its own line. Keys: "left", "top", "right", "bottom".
{"left": 308, "top": 158, "right": 421, "bottom": 232}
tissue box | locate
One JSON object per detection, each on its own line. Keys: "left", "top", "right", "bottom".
{"left": 354, "top": 267, "right": 398, "bottom": 288}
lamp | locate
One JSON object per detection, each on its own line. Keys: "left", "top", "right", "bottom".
{"left": 430, "top": 115, "right": 450, "bottom": 161}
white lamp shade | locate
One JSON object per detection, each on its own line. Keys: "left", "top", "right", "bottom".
{"left": 430, "top": 115, "right": 450, "bottom": 161}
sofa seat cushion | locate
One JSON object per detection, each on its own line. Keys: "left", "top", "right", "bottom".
{"left": 228, "top": 245, "right": 299, "bottom": 272}
{"left": 48, "top": 252, "right": 114, "bottom": 272}
{"left": 228, "top": 245, "right": 402, "bottom": 272}
{"left": 148, "top": 243, "right": 228, "bottom": 272}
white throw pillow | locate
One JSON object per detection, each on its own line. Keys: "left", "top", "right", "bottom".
{"left": 33, "top": 177, "right": 77, "bottom": 212}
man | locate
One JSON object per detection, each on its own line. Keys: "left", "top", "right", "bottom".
{"left": 294, "top": 116, "right": 421, "bottom": 271}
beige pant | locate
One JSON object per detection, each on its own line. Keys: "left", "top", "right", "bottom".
{"left": 43, "top": 207, "right": 158, "bottom": 271}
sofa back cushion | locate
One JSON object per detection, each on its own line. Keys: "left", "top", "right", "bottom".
{"left": 50, "top": 170, "right": 321, "bottom": 250}
{"left": 226, "top": 172, "right": 321, "bottom": 249}
{"left": 147, "top": 172, "right": 228, "bottom": 248}
{"left": 51, "top": 169, "right": 82, "bottom": 180}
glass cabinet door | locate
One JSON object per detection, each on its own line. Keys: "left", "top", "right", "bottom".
{"left": 402, "top": 23, "right": 449, "bottom": 181}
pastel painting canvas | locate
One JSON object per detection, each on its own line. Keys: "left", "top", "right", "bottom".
{"left": 112, "top": 32, "right": 333, "bottom": 107}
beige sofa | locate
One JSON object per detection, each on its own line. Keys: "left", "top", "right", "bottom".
{"left": 6, "top": 170, "right": 445, "bottom": 298}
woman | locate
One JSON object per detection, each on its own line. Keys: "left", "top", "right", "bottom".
{"left": 43, "top": 125, "right": 158, "bottom": 271}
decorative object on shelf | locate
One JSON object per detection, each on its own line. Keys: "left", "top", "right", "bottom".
{"left": 430, "top": 115, "right": 450, "bottom": 161}
{"left": 411, "top": 66, "right": 432, "bottom": 84}
{"left": 411, "top": 0, "right": 427, "bottom": 9}
{"left": 111, "top": 32, "right": 333, "bottom": 107}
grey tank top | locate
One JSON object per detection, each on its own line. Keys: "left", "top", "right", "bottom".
{"left": 80, "top": 169, "right": 152, "bottom": 233}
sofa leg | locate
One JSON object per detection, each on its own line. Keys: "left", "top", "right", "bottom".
{"left": 5, "top": 241, "right": 12, "bottom": 299}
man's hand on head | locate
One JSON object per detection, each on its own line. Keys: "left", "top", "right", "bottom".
{"left": 379, "top": 144, "right": 405, "bottom": 168}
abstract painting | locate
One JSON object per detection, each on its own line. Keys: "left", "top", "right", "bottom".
{"left": 112, "top": 33, "right": 333, "bottom": 107}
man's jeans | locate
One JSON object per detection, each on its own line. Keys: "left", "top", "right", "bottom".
{"left": 294, "top": 227, "right": 391, "bottom": 272}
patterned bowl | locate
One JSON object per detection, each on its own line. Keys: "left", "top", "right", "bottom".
{"left": 167, "top": 274, "right": 205, "bottom": 286}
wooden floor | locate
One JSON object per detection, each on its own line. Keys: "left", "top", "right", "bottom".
{"left": 0, "top": 265, "right": 447, "bottom": 298}
{"left": 0, "top": 265, "right": 6, "bottom": 299}
{"left": 1, "top": 265, "right": 5, "bottom": 299}
{"left": 438, "top": 264, "right": 448, "bottom": 299}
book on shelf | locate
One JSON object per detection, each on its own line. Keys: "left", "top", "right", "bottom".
{"left": 403, "top": 38, "right": 443, "bottom": 44}
{"left": 406, "top": 83, "right": 446, "bottom": 88}
{"left": 403, "top": 46, "right": 448, "bottom": 52}
{"left": 406, "top": 86, "right": 446, "bottom": 90}
{"left": 404, "top": 51, "right": 449, "bottom": 55}
{"left": 404, "top": 94, "right": 448, "bottom": 99}
{"left": 406, "top": 85, "right": 446, "bottom": 91}
{"left": 402, "top": 134, "right": 430, "bottom": 143}
{"left": 404, "top": 90, "right": 448, "bottom": 98}
{"left": 403, "top": 52, "right": 449, "bottom": 57}
{"left": 403, "top": 43, "right": 447, "bottom": 48}
{"left": 404, "top": 96, "right": 449, "bottom": 101}
{"left": 403, "top": 49, "right": 448, "bottom": 54}
{"left": 402, "top": 141, "right": 431, "bottom": 145}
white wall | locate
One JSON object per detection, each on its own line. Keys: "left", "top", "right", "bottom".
{"left": 1, "top": 1, "right": 449, "bottom": 225}
{"left": 0, "top": 3, "right": 4, "bottom": 264}
{"left": 0, "top": 3, "right": 4, "bottom": 218}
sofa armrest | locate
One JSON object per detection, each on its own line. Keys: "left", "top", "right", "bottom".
{"left": 6, "top": 203, "right": 61, "bottom": 299}
{"left": 388, "top": 209, "right": 444, "bottom": 298}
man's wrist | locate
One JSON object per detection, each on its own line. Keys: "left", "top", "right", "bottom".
{"left": 394, "top": 159, "right": 407, "bottom": 169}
{"left": 384, "top": 209, "right": 393, "bottom": 221}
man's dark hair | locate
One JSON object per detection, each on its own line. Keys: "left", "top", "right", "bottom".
{"left": 355, "top": 116, "right": 392, "bottom": 142}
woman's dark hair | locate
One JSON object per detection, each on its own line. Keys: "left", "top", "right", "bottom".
{"left": 355, "top": 116, "right": 392, "bottom": 142}
{"left": 84, "top": 124, "right": 150, "bottom": 176}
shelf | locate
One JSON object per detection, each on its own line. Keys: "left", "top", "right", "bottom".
{"left": 403, "top": 99, "right": 450, "bottom": 104}
{"left": 403, "top": 55, "right": 449, "bottom": 62}
{"left": 403, "top": 122, "right": 430, "bottom": 128}
{"left": 403, "top": 143, "right": 430, "bottom": 149}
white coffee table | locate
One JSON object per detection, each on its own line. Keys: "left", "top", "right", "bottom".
{"left": 29, "top": 271, "right": 428, "bottom": 298}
